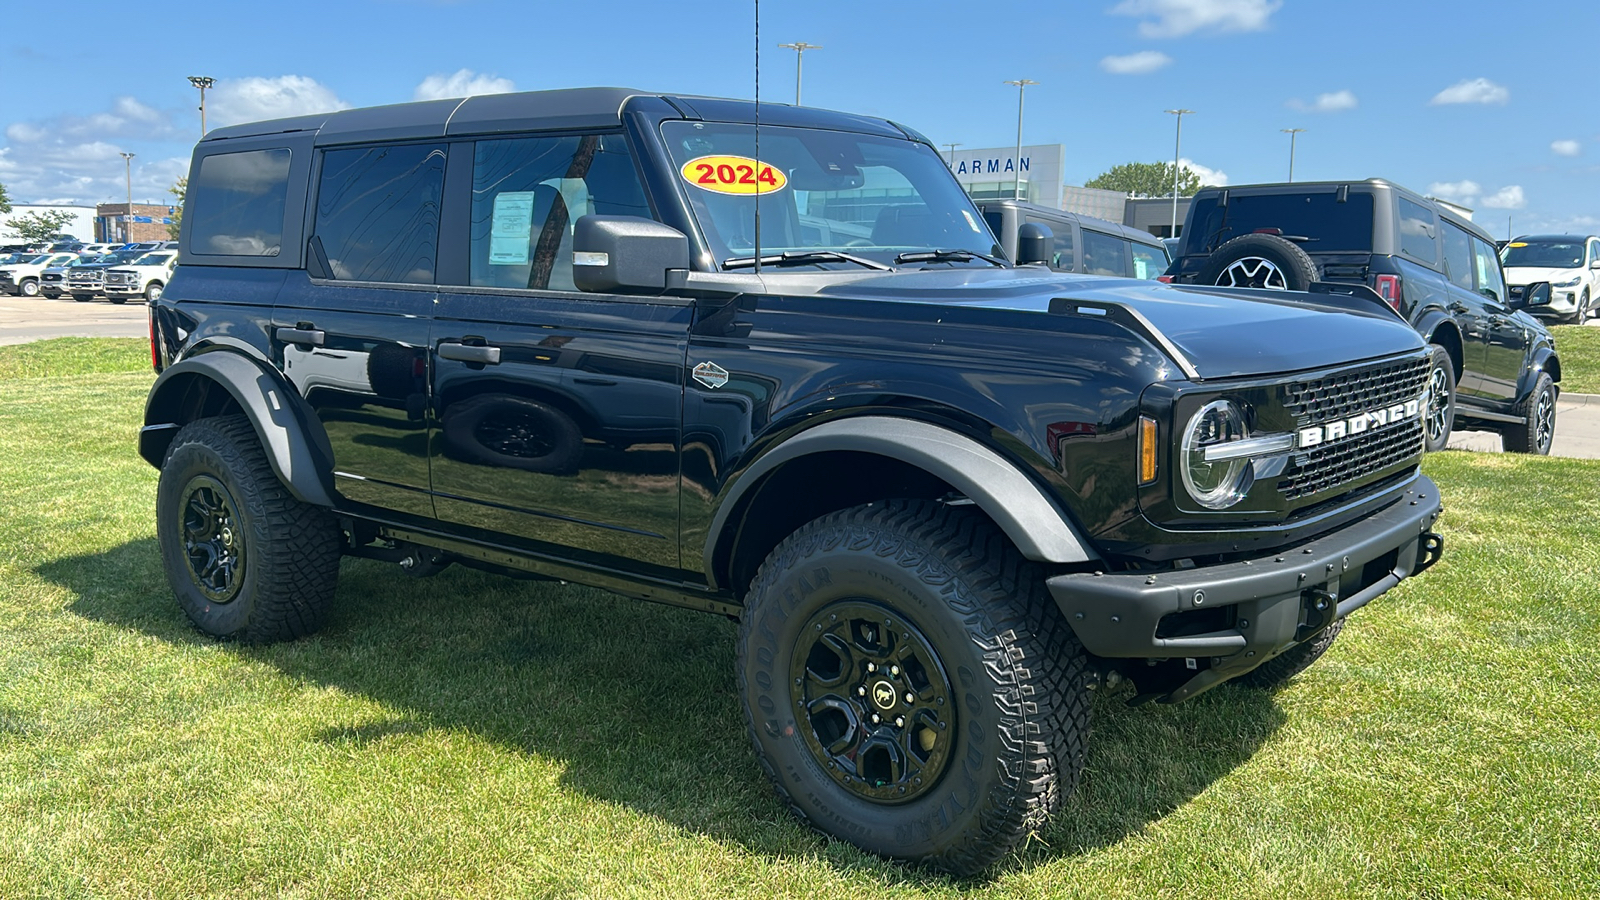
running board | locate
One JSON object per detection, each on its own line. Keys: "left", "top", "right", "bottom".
{"left": 1457, "top": 408, "right": 1524, "bottom": 425}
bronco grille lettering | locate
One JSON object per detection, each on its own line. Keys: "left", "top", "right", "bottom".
{"left": 1296, "top": 397, "right": 1423, "bottom": 449}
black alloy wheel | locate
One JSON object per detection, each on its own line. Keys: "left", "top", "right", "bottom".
{"left": 791, "top": 601, "right": 955, "bottom": 804}
{"left": 738, "top": 499, "right": 1091, "bottom": 875}
{"left": 179, "top": 475, "right": 246, "bottom": 603}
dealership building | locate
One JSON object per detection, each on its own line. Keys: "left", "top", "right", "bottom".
{"left": 946, "top": 145, "right": 1193, "bottom": 236}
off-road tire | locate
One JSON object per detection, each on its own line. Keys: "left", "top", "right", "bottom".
{"left": 1502, "top": 371, "right": 1556, "bottom": 455}
{"left": 1424, "top": 344, "right": 1456, "bottom": 454}
{"left": 156, "top": 415, "right": 341, "bottom": 642}
{"left": 1235, "top": 619, "right": 1345, "bottom": 690}
{"left": 737, "top": 499, "right": 1091, "bottom": 875}
{"left": 1197, "top": 234, "right": 1318, "bottom": 292}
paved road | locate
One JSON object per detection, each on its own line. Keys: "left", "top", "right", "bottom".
{"left": 7, "top": 292, "right": 1600, "bottom": 459}
{"left": 0, "top": 293, "right": 148, "bottom": 346}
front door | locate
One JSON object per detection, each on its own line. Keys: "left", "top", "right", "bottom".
{"left": 428, "top": 132, "right": 688, "bottom": 578}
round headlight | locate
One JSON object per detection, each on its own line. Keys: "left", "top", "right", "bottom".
{"left": 1181, "top": 400, "right": 1254, "bottom": 510}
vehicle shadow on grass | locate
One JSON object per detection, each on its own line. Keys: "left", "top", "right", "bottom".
{"left": 46, "top": 539, "right": 1285, "bottom": 884}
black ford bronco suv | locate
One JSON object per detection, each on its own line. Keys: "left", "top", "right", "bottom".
{"left": 1168, "top": 179, "right": 1561, "bottom": 455}
{"left": 141, "top": 89, "right": 1444, "bottom": 874}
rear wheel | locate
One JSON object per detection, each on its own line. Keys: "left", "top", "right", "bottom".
{"left": 156, "top": 415, "right": 341, "bottom": 642}
{"left": 737, "top": 499, "right": 1090, "bottom": 875}
{"left": 1503, "top": 372, "right": 1556, "bottom": 454}
{"left": 1423, "top": 344, "right": 1456, "bottom": 453}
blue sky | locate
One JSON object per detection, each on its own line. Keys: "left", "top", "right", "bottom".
{"left": 3, "top": 0, "right": 1595, "bottom": 237}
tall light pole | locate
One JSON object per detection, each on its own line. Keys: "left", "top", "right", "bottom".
{"left": 187, "top": 75, "right": 215, "bottom": 137}
{"left": 1281, "top": 128, "right": 1307, "bottom": 182}
{"left": 944, "top": 142, "right": 961, "bottom": 165}
{"left": 1003, "top": 79, "right": 1038, "bottom": 200}
{"left": 776, "top": 43, "right": 820, "bottom": 106}
{"left": 1164, "top": 109, "right": 1194, "bottom": 238}
{"left": 120, "top": 152, "right": 135, "bottom": 242}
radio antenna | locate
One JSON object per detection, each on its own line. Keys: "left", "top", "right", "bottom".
{"left": 753, "top": 0, "right": 762, "bottom": 274}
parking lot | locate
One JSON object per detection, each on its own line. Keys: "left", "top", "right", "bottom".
{"left": 0, "top": 294, "right": 149, "bottom": 346}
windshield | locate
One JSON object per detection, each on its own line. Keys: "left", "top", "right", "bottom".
{"left": 659, "top": 121, "right": 1002, "bottom": 269}
{"left": 133, "top": 253, "right": 174, "bottom": 266}
{"left": 1501, "top": 240, "right": 1584, "bottom": 269}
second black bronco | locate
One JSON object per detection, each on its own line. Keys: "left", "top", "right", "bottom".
{"left": 142, "top": 88, "right": 1445, "bottom": 874}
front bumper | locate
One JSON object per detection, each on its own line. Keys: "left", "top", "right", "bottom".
{"left": 1047, "top": 474, "right": 1442, "bottom": 702}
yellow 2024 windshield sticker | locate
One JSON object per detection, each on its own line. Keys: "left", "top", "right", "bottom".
{"left": 680, "top": 156, "right": 787, "bottom": 194}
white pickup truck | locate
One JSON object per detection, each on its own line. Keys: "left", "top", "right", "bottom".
{"left": 103, "top": 251, "right": 178, "bottom": 303}
{"left": 0, "top": 252, "right": 81, "bottom": 297}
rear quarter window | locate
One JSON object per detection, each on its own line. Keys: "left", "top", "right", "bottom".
{"left": 1190, "top": 190, "right": 1375, "bottom": 254}
{"left": 1397, "top": 197, "right": 1439, "bottom": 264}
{"left": 187, "top": 148, "right": 292, "bottom": 257}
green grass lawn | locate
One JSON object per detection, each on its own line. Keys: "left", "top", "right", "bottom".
{"left": 2, "top": 338, "right": 1597, "bottom": 898}
{"left": 1551, "top": 325, "right": 1600, "bottom": 393}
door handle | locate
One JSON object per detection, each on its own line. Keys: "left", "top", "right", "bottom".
{"left": 275, "top": 325, "right": 325, "bottom": 347}
{"left": 1447, "top": 302, "right": 1469, "bottom": 314}
{"left": 438, "top": 340, "right": 502, "bottom": 365}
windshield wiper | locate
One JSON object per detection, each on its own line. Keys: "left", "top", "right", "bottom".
{"left": 723, "top": 250, "right": 892, "bottom": 271}
{"left": 893, "top": 248, "right": 1007, "bottom": 267}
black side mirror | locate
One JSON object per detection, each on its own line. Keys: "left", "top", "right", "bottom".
{"left": 1016, "top": 222, "right": 1054, "bottom": 266}
{"left": 1511, "top": 281, "right": 1551, "bottom": 309}
{"left": 572, "top": 216, "right": 690, "bottom": 294}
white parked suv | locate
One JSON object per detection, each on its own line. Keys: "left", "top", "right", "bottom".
{"left": 1501, "top": 234, "right": 1600, "bottom": 324}
{"left": 103, "top": 251, "right": 178, "bottom": 303}
{"left": 0, "top": 252, "right": 81, "bottom": 297}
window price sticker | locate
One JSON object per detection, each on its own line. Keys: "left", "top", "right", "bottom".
{"left": 680, "top": 156, "right": 787, "bottom": 194}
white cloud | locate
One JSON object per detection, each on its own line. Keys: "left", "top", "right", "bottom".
{"left": 1479, "top": 185, "right": 1526, "bottom": 210}
{"left": 1288, "top": 90, "right": 1357, "bottom": 113}
{"left": 1429, "top": 78, "right": 1509, "bottom": 106}
{"left": 1109, "top": 0, "right": 1281, "bottom": 38}
{"left": 1099, "top": 51, "right": 1173, "bottom": 75}
{"left": 1428, "top": 180, "right": 1482, "bottom": 203}
{"left": 208, "top": 76, "right": 349, "bottom": 128}
{"left": 413, "top": 69, "right": 516, "bottom": 101}
{"left": 1552, "top": 139, "right": 1581, "bottom": 157}
{"left": 1181, "top": 157, "right": 1227, "bottom": 186}
{"left": 5, "top": 96, "right": 176, "bottom": 144}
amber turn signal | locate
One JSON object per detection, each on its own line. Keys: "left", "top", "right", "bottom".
{"left": 1138, "top": 415, "right": 1158, "bottom": 485}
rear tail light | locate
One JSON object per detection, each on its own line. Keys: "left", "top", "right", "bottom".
{"left": 1373, "top": 274, "right": 1402, "bottom": 310}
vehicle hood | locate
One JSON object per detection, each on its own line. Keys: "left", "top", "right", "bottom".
{"left": 1503, "top": 265, "right": 1584, "bottom": 285}
{"left": 810, "top": 268, "right": 1424, "bottom": 380}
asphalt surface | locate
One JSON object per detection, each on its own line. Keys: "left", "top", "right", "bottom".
{"left": 0, "top": 293, "right": 148, "bottom": 346}
{"left": 6, "top": 290, "right": 1600, "bottom": 459}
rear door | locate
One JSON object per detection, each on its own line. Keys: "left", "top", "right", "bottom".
{"left": 1471, "top": 234, "right": 1527, "bottom": 404}
{"left": 272, "top": 140, "right": 445, "bottom": 519}
{"left": 428, "top": 131, "right": 689, "bottom": 579}
{"left": 1439, "top": 220, "right": 1494, "bottom": 398}
{"left": 1081, "top": 228, "right": 1132, "bottom": 277}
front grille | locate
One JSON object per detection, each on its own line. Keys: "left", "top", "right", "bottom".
{"left": 1278, "top": 356, "right": 1430, "bottom": 501}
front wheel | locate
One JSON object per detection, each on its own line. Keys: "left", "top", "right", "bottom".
{"left": 72, "top": 294, "right": 93, "bottom": 302}
{"left": 108, "top": 296, "right": 127, "bottom": 305}
{"left": 20, "top": 279, "right": 39, "bottom": 297}
{"left": 737, "top": 500, "right": 1091, "bottom": 875}
{"left": 1424, "top": 344, "right": 1456, "bottom": 453}
{"left": 156, "top": 415, "right": 342, "bottom": 642}
{"left": 1503, "top": 372, "right": 1556, "bottom": 454}
{"left": 145, "top": 281, "right": 164, "bottom": 302}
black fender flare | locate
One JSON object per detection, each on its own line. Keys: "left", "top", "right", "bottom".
{"left": 1530, "top": 345, "right": 1560, "bottom": 390}
{"left": 139, "top": 351, "right": 336, "bottom": 507}
{"left": 704, "top": 416, "right": 1098, "bottom": 579}
{"left": 1414, "top": 309, "right": 1464, "bottom": 373}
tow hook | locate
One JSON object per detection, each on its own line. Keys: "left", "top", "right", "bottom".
{"left": 1415, "top": 532, "right": 1444, "bottom": 574}
{"left": 1295, "top": 588, "right": 1337, "bottom": 642}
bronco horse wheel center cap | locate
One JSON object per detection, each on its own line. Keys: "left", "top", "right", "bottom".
{"left": 870, "top": 680, "right": 897, "bottom": 711}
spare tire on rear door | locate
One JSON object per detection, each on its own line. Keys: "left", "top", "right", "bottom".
{"left": 1198, "top": 234, "right": 1318, "bottom": 291}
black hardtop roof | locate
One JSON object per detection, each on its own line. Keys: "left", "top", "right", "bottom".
{"left": 1512, "top": 234, "right": 1596, "bottom": 242}
{"left": 1189, "top": 178, "right": 1498, "bottom": 244}
{"left": 979, "top": 198, "right": 1166, "bottom": 247}
{"left": 200, "top": 87, "right": 915, "bottom": 146}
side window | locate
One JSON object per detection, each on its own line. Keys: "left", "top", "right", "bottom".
{"left": 1441, "top": 223, "right": 1475, "bottom": 292}
{"left": 1590, "top": 239, "right": 1599, "bottom": 266}
{"left": 313, "top": 143, "right": 445, "bottom": 283}
{"left": 188, "top": 148, "right": 292, "bottom": 256}
{"left": 1130, "top": 241, "right": 1167, "bottom": 280}
{"left": 1472, "top": 237, "right": 1506, "bottom": 303}
{"left": 1398, "top": 197, "right": 1439, "bottom": 263}
{"left": 1025, "top": 215, "right": 1074, "bottom": 270}
{"left": 467, "top": 133, "right": 648, "bottom": 291}
{"left": 1081, "top": 229, "right": 1130, "bottom": 277}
